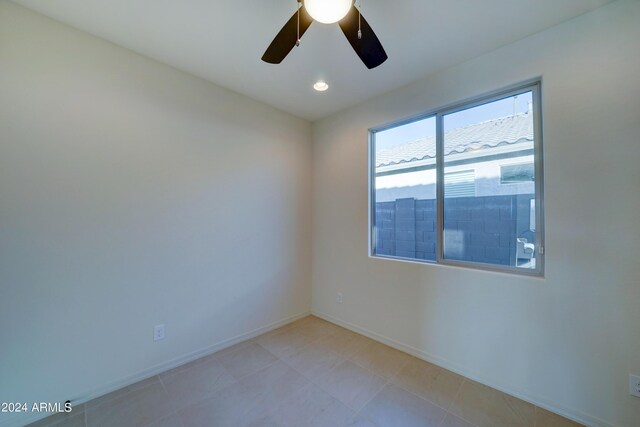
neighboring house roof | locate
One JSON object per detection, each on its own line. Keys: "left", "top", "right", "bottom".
{"left": 376, "top": 112, "right": 534, "bottom": 168}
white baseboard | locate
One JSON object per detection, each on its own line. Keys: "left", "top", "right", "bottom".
{"left": 312, "top": 310, "right": 614, "bottom": 427}
{"left": 2, "top": 311, "right": 310, "bottom": 427}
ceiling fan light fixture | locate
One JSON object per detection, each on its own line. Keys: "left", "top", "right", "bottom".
{"left": 313, "top": 80, "right": 329, "bottom": 92}
{"left": 261, "top": 0, "right": 387, "bottom": 69}
{"left": 304, "top": 0, "right": 353, "bottom": 24}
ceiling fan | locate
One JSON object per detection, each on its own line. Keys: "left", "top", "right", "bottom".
{"left": 262, "top": 0, "right": 388, "bottom": 69}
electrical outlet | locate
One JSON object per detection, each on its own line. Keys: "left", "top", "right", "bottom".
{"left": 154, "top": 324, "right": 165, "bottom": 341}
{"left": 336, "top": 292, "right": 343, "bottom": 304}
{"left": 630, "top": 374, "right": 640, "bottom": 398}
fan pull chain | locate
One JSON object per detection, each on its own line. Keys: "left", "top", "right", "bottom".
{"left": 357, "top": 0, "right": 362, "bottom": 39}
{"left": 296, "top": 1, "right": 301, "bottom": 47}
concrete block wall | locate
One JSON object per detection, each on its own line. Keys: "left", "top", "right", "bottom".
{"left": 415, "top": 199, "right": 437, "bottom": 261}
{"left": 375, "top": 195, "right": 534, "bottom": 265}
{"left": 374, "top": 201, "right": 396, "bottom": 256}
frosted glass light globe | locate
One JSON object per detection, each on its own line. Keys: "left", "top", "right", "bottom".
{"left": 304, "top": 0, "right": 353, "bottom": 24}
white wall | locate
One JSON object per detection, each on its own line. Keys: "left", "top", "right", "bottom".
{"left": 0, "top": 2, "right": 311, "bottom": 425}
{"left": 311, "top": 1, "right": 640, "bottom": 426}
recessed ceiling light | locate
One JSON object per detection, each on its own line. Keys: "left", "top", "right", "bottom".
{"left": 313, "top": 81, "right": 329, "bottom": 92}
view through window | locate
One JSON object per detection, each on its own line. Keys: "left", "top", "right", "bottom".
{"left": 371, "top": 84, "right": 543, "bottom": 273}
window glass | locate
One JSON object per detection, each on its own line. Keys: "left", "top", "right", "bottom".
{"left": 374, "top": 116, "right": 437, "bottom": 261}
{"left": 443, "top": 92, "right": 537, "bottom": 269}
{"left": 370, "top": 83, "right": 543, "bottom": 274}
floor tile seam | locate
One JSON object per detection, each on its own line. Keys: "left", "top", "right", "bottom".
{"left": 74, "top": 325, "right": 416, "bottom": 426}
{"left": 391, "top": 356, "right": 413, "bottom": 379}
{"left": 251, "top": 326, "right": 467, "bottom": 426}
{"left": 47, "top": 409, "right": 87, "bottom": 427}
{"left": 276, "top": 354, "right": 342, "bottom": 401}
{"left": 381, "top": 376, "right": 454, "bottom": 418}
{"left": 358, "top": 375, "right": 391, "bottom": 421}
{"left": 210, "top": 340, "right": 255, "bottom": 362}
{"left": 276, "top": 349, "right": 314, "bottom": 378}
{"left": 350, "top": 376, "right": 391, "bottom": 425}
{"left": 287, "top": 336, "right": 323, "bottom": 356}
{"left": 106, "top": 375, "right": 174, "bottom": 427}
{"left": 156, "top": 374, "right": 168, "bottom": 396}
{"left": 352, "top": 409, "right": 382, "bottom": 427}
{"left": 503, "top": 396, "right": 536, "bottom": 427}
{"left": 435, "top": 408, "right": 448, "bottom": 427}
{"left": 280, "top": 349, "right": 351, "bottom": 389}
{"left": 218, "top": 353, "right": 299, "bottom": 397}
{"left": 159, "top": 353, "right": 223, "bottom": 381}
{"left": 314, "top": 318, "right": 472, "bottom": 425}
{"left": 160, "top": 352, "right": 236, "bottom": 383}
{"left": 253, "top": 329, "right": 321, "bottom": 356}
{"left": 296, "top": 357, "right": 389, "bottom": 414}
{"left": 443, "top": 378, "right": 483, "bottom": 427}
{"left": 279, "top": 342, "right": 346, "bottom": 370}
{"left": 355, "top": 380, "right": 452, "bottom": 427}
{"left": 293, "top": 331, "right": 335, "bottom": 353}
{"left": 82, "top": 324, "right": 525, "bottom": 427}
{"left": 158, "top": 336, "right": 297, "bottom": 415}
{"left": 190, "top": 352, "right": 240, "bottom": 384}
{"left": 340, "top": 350, "right": 403, "bottom": 388}
{"left": 213, "top": 344, "right": 284, "bottom": 382}
{"left": 77, "top": 410, "right": 88, "bottom": 427}
{"left": 159, "top": 365, "right": 242, "bottom": 416}
{"left": 339, "top": 338, "right": 465, "bottom": 417}
{"left": 252, "top": 339, "right": 279, "bottom": 356}
{"left": 241, "top": 372, "right": 318, "bottom": 425}
{"left": 170, "top": 411, "right": 187, "bottom": 427}
{"left": 39, "top": 410, "right": 86, "bottom": 427}
{"left": 143, "top": 412, "right": 185, "bottom": 427}
{"left": 345, "top": 352, "right": 411, "bottom": 384}
{"left": 154, "top": 375, "right": 184, "bottom": 427}
{"left": 339, "top": 333, "right": 412, "bottom": 372}
{"left": 84, "top": 377, "right": 161, "bottom": 415}
{"left": 447, "top": 414, "right": 480, "bottom": 427}
{"left": 252, "top": 340, "right": 302, "bottom": 371}
{"left": 233, "top": 357, "right": 283, "bottom": 383}
{"left": 264, "top": 380, "right": 357, "bottom": 425}
{"left": 440, "top": 376, "right": 466, "bottom": 423}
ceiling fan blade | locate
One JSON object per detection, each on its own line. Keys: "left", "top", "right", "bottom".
{"left": 338, "top": 5, "right": 387, "bottom": 69}
{"left": 262, "top": 5, "right": 313, "bottom": 64}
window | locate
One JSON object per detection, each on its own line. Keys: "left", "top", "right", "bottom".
{"left": 500, "top": 163, "right": 535, "bottom": 184}
{"left": 369, "top": 82, "right": 544, "bottom": 275}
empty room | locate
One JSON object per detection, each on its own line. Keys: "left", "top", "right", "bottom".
{"left": 1, "top": 0, "right": 639, "bottom": 426}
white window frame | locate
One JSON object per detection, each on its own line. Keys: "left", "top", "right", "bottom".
{"left": 368, "top": 80, "right": 545, "bottom": 277}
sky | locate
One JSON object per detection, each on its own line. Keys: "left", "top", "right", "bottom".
{"left": 375, "top": 91, "right": 533, "bottom": 151}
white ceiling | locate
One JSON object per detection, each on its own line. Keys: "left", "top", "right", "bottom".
{"left": 12, "top": 0, "right": 613, "bottom": 121}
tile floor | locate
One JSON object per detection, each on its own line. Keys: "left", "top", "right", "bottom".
{"left": 28, "top": 316, "right": 584, "bottom": 427}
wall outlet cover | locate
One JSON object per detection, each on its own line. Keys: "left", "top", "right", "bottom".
{"left": 154, "top": 324, "right": 165, "bottom": 341}
{"left": 630, "top": 374, "right": 640, "bottom": 398}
